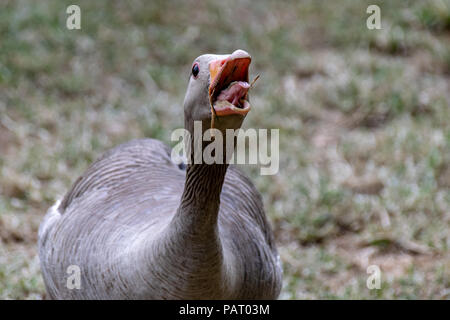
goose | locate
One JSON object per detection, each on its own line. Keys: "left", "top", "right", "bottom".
{"left": 38, "top": 49, "right": 282, "bottom": 299}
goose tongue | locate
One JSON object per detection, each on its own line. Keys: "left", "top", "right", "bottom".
{"left": 216, "top": 81, "right": 250, "bottom": 108}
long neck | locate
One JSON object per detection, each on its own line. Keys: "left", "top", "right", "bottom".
{"left": 177, "top": 118, "right": 232, "bottom": 229}
{"left": 178, "top": 163, "right": 228, "bottom": 228}
{"left": 147, "top": 122, "right": 233, "bottom": 299}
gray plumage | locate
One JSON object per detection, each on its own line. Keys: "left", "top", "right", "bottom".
{"left": 38, "top": 50, "right": 282, "bottom": 299}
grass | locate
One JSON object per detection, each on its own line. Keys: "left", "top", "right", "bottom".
{"left": 0, "top": 0, "right": 449, "bottom": 299}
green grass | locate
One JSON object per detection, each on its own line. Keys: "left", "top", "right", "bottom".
{"left": 0, "top": 0, "right": 449, "bottom": 299}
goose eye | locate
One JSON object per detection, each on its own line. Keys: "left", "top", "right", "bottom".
{"left": 192, "top": 63, "right": 199, "bottom": 78}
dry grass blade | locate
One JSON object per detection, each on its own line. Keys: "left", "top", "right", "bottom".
{"left": 249, "top": 74, "right": 260, "bottom": 90}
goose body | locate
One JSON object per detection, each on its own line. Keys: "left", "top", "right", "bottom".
{"left": 38, "top": 50, "right": 282, "bottom": 299}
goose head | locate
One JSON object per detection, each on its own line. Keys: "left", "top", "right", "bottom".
{"left": 183, "top": 49, "right": 252, "bottom": 134}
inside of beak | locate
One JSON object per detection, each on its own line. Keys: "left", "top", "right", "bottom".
{"left": 209, "top": 55, "right": 251, "bottom": 100}
{"left": 208, "top": 54, "right": 251, "bottom": 119}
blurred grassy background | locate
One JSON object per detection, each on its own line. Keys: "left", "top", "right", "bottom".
{"left": 0, "top": 0, "right": 449, "bottom": 299}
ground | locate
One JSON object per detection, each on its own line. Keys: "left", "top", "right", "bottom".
{"left": 0, "top": 0, "right": 449, "bottom": 299}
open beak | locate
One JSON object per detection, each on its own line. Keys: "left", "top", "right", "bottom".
{"left": 209, "top": 50, "right": 251, "bottom": 117}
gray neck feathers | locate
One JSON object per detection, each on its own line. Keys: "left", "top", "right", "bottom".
{"left": 179, "top": 118, "right": 232, "bottom": 224}
{"left": 145, "top": 121, "right": 234, "bottom": 299}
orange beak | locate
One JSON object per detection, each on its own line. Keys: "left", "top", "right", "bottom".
{"left": 209, "top": 50, "right": 251, "bottom": 116}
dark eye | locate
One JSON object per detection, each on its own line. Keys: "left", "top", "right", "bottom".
{"left": 192, "top": 63, "right": 199, "bottom": 78}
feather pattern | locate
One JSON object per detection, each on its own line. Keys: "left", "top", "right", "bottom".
{"left": 39, "top": 51, "right": 282, "bottom": 299}
{"left": 38, "top": 139, "right": 282, "bottom": 299}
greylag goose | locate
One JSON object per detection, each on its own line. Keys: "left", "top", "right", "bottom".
{"left": 38, "top": 49, "right": 282, "bottom": 299}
